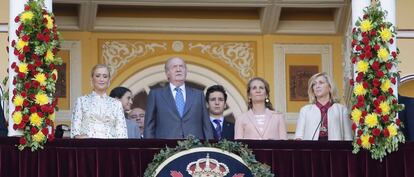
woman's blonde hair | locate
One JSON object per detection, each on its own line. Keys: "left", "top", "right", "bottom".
{"left": 307, "top": 72, "right": 340, "bottom": 104}
{"left": 90, "top": 64, "right": 111, "bottom": 78}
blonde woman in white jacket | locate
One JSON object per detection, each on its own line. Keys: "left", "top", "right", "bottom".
{"left": 295, "top": 72, "right": 353, "bottom": 141}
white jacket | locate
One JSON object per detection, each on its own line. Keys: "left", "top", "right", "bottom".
{"left": 295, "top": 103, "right": 353, "bottom": 140}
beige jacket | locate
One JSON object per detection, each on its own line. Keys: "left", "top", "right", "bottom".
{"left": 235, "top": 109, "right": 287, "bottom": 140}
{"left": 294, "top": 103, "right": 353, "bottom": 140}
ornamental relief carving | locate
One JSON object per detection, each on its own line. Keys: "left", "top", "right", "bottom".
{"left": 188, "top": 42, "right": 254, "bottom": 80}
{"left": 102, "top": 40, "right": 168, "bottom": 76}
{"left": 101, "top": 40, "right": 255, "bottom": 80}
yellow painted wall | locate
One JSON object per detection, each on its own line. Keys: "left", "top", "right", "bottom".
{"left": 399, "top": 81, "right": 414, "bottom": 97}
{"left": 0, "top": 33, "right": 7, "bottom": 87}
{"left": 285, "top": 54, "right": 322, "bottom": 112}
{"left": 398, "top": 39, "right": 414, "bottom": 77}
{"left": 397, "top": 0, "right": 414, "bottom": 29}
{"left": 0, "top": 0, "right": 8, "bottom": 23}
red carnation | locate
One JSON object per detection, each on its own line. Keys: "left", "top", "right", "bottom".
{"left": 357, "top": 138, "right": 362, "bottom": 145}
{"left": 18, "top": 123, "right": 25, "bottom": 129}
{"left": 357, "top": 129, "right": 363, "bottom": 136}
{"left": 370, "top": 30, "right": 376, "bottom": 36}
{"left": 379, "top": 95, "right": 386, "bottom": 101}
{"left": 22, "top": 35, "right": 30, "bottom": 42}
{"left": 375, "top": 108, "right": 382, "bottom": 114}
{"left": 12, "top": 78, "right": 16, "bottom": 85}
{"left": 362, "top": 111, "right": 368, "bottom": 117}
{"left": 35, "top": 60, "right": 42, "bottom": 67}
{"left": 372, "top": 88, "right": 379, "bottom": 96}
{"left": 351, "top": 56, "right": 357, "bottom": 64}
{"left": 22, "top": 115, "right": 29, "bottom": 122}
{"left": 392, "top": 99, "right": 397, "bottom": 104}
{"left": 373, "top": 78, "right": 380, "bottom": 87}
{"left": 390, "top": 38, "right": 394, "bottom": 44}
{"left": 352, "top": 27, "right": 356, "bottom": 33}
{"left": 23, "top": 46, "right": 30, "bottom": 53}
{"left": 42, "top": 128, "right": 49, "bottom": 135}
{"left": 19, "top": 137, "right": 27, "bottom": 145}
{"left": 356, "top": 75, "right": 363, "bottom": 83}
{"left": 38, "top": 112, "right": 44, "bottom": 118}
{"left": 362, "top": 37, "right": 370, "bottom": 45}
{"left": 351, "top": 39, "right": 356, "bottom": 47}
{"left": 45, "top": 119, "right": 51, "bottom": 125}
{"left": 18, "top": 54, "right": 25, "bottom": 61}
{"left": 30, "top": 127, "right": 38, "bottom": 135}
{"left": 365, "top": 51, "right": 372, "bottom": 59}
{"left": 357, "top": 101, "right": 364, "bottom": 108}
{"left": 369, "top": 137, "right": 375, "bottom": 144}
{"left": 377, "top": 71, "right": 384, "bottom": 78}
{"left": 386, "top": 63, "right": 393, "bottom": 70}
{"left": 11, "top": 62, "right": 17, "bottom": 69}
{"left": 44, "top": 35, "right": 50, "bottom": 43}
{"left": 362, "top": 32, "right": 367, "bottom": 37}
{"left": 11, "top": 40, "right": 16, "bottom": 47}
{"left": 36, "top": 33, "right": 45, "bottom": 41}
{"left": 362, "top": 82, "right": 368, "bottom": 89}
{"left": 352, "top": 123, "right": 357, "bottom": 131}
{"left": 18, "top": 73, "right": 25, "bottom": 79}
{"left": 391, "top": 77, "right": 396, "bottom": 84}
{"left": 356, "top": 45, "right": 362, "bottom": 51}
{"left": 374, "top": 44, "right": 380, "bottom": 51}
{"left": 14, "top": 48, "right": 19, "bottom": 56}
{"left": 18, "top": 24, "right": 23, "bottom": 32}
{"left": 30, "top": 106, "right": 37, "bottom": 113}
{"left": 13, "top": 124, "right": 18, "bottom": 130}
{"left": 382, "top": 115, "right": 389, "bottom": 122}
{"left": 372, "top": 61, "right": 379, "bottom": 71}
{"left": 49, "top": 107, "right": 54, "bottom": 114}
{"left": 15, "top": 106, "right": 22, "bottom": 112}
{"left": 43, "top": 28, "right": 50, "bottom": 34}
{"left": 23, "top": 100, "right": 29, "bottom": 107}
{"left": 388, "top": 88, "right": 393, "bottom": 94}
{"left": 383, "top": 129, "right": 390, "bottom": 137}
{"left": 24, "top": 82, "right": 31, "bottom": 89}
{"left": 24, "top": 5, "right": 30, "bottom": 11}
{"left": 359, "top": 54, "right": 365, "bottom": 60}
{"left": 32, "top": 81, "right": 40, "bottom": 88}
{"left": 15, "top": 30, "right": 20, "bottom": 36}
{"left": 14, "top": 16, "right": 20, "bottom": 23}
{"left": 373, "top": 99, "right": 380, "bottom": 106}
{"left": 391, "top": 51, "right": 397, "bottom": 58}
{"left": 396, "top": 119, "right": 401, "bottom": 126}
{"left": 372, "top": 128, "right": 381, "bottom": 136}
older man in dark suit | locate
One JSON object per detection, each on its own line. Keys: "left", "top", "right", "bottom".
{"left": 205, "top": 85, "right": 234, "bottom": 140}
{"left": 144, "top": 57, "right": 213, "bottom": 139}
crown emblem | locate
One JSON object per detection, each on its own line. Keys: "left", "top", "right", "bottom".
{"left": 186, "top": 153, "right": 230, "bottom": 177}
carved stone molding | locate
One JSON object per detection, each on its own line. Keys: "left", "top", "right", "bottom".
{"left": 188, "top": 42, "right": 254, "bottom": 80}
{"left": 102, "top": 40, "right": 167, "bottom": 76}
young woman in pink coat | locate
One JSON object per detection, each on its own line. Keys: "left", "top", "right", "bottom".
{"left": 235, "top": 77, "right": 287, "bottom": 140}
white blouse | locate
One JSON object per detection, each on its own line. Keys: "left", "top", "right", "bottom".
{"left": 71, "top": 92, "right": 127, "bottom": 139}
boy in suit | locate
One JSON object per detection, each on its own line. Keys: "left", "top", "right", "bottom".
{"left": 206, "top": 85, "right": 234, "bottom": 140}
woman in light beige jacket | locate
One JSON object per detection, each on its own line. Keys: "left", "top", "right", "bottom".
{"left": 235, "top": 77, "right": 287, "bottom": 140}
{"left": 295, "top": 72, "right": 353, "bottom": 141}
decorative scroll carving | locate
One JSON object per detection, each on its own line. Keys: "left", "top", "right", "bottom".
{"left": 188, "top": 42, "right": 254, "bottom": 80}
{"left": 102, "top": 41, "right": 167, "bottom": 75}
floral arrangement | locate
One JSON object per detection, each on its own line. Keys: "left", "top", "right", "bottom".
{"left": 350, "top": 1, "right": 405, "bottom": 160}
{"left": 144, "top": 137, "right": 274, "bottom": 177}
{"left": 8, "top": 0, "right": 62, "bottom": 151}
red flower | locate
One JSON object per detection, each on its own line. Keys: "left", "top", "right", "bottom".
{"left": 41, "top": 105, "right": 49, "bottom": 113}
{"left": 375, "top": 108, "right": 382, "bottom": 114}
{"left": 37, "top": 33, "right": 45, "bottom": 41}
{"left": 352, "top": 56, "right": 357, "bottom": 64}
{"left": 32, "top": 81, "right": 40, "bottom": 88}
{"left": 383, "top": 129, "right": 390, "bottom": 137}
{"left": 352, "top": 123, "right": 357, "bottom": 131}
{"left": 357, "top": 129, "right": 363, "bottom": 136}
{"left": 391, "top": 51, "right": 397, "bottom": 58}
{"left": 363, "top": 14, "right": 368, "bottom": 19}
{"left": 351, "top": 39, "right": 357, "bottom": 47}
{"left": 15, "top": 106, "right": 22, "bottom": 112}
{"left": 356, "top": 75, "right": 363, "bottom": 83}
{"left": 49, "top": 63, "right": 55, "bottom": 70}
{"left": 363, "top": 82, "right": 369, "bottom": 89}
{"left": 390, "top": 38, "right": 394, "bottom": 44}
{"left": 18, "top": 54, "right": 25, "bottom": 61}
{"left": 370, "top": 30, "right": 377, "bottom": 36}
{"left": 378, "top": 95, "right": 386, "bottom": 101}
{"left": 356, "top": 45, "right": 362, "bottom": 51}
{"left": 382, "top": 115, "right": 389, "bottom": 122}
{"left": 369, "top": 137, "right": 375, "bottom": 144}
{"left": 388, "top": 88, "right": 393, "bottom": 94}
{"left": 49, "top": 107, "right": 54, "bottom": 114}
{"left": 42, "top": 128, "right": 49, "bottom": 135}
{"left": 30, "top": 106, "right": 37, "bottom": 113}
{"left": 374, "top": 44, "right": 380, "bottom": 51}
{"left": 30, "top": 127, "right": 38, "bottom": 135}
{"left": 373, "top": 78, "right": 380, "bottom": 87}
{"left": 365, "top": 51, "right": 372, "bottom": 59}
{"left": 24, "top": 5, "right": 30, "bottom": 11}
{"left": 18, "top": 73, "right": 25, "bottom": 79}
{"left": 24, "top": 82, "right": 31, "bottom": 89}
{"left": 11, "top": 62, "right": 17, "bottom": 69}
{"left": 392, "top": 99, "right": 397, "bottom": 104}
{"left": 22, "top": 35, "right": 30, "bottom": 42}
{"left": 376, "top": 71, "right": 384, "bottom": 78}
{"left": 357, "top": 101, "right": 364, "bottom": 108}
{"left": 372, "top": 88, "right": 379, "bottom": 96}
{"left": 38, "top": 112, "right": 44, "bottom": 118}
{"left": 357, "top": 138, "right": 362, "bottom": 145}
{"left": 358, "top": 95, "right": 365, "bottom": 102}
{"left": 14, "top": 16, "right": 20, "bottom": 23}
{"left": 396, "top": 119, "right": 401, "bottom": 126}
{"left": 371, "top": 61, "right": 379, "bottom": 70}
{"left": 23, "top": 115, "right": 29, "bottom": 122}
{"left": 391, "top": 77, "right": 396, "bottom": 84}
{"left": 362, "top": 111, "right": 368, "bottom": 117}
{"left": 44, "top": 35, "right": 50, "bottom": 43}
{"left": 373, "top": 99, "right": 380, "bottom": 107}
{"left": 52, "top": 74, "right": 57, "bottom": 81}
{"left": 13, "top": 124, "right": 18, "bottom": 130}
{"left": 19, "top": 137, "right": 27, "bottom": 145}
{"left": 362, "top": 37, "right": 370, "bottom": 45}
{"left": 386, "top": 63, "right": 393, "bottom": 70}
{"left": 359, "top": 54, "right": 365, "bottom": 60}
{"left": 35, "top": 60, "right": 42, "bottom": 67}
{"left": 14, "top": 48, "right": 19, "bottom": 56}
{"left": 45, "top": 119, "right": 51, "bottom": 125}
{"left": 23, "top": 100, "right": 29, "bottom": 107}
{"left": 372, "top": 128, "right": 381, "bottom": 136}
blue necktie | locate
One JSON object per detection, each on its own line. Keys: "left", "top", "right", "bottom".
{"left": 175, "top": 87, "right": 185, "bottom": 117}
{"left": 213, "top": 119, "right": 222, "bottom": 140}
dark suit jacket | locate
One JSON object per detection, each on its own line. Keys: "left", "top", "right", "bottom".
{"left": 144, "top": 84, "right": 214, "bottom": 139}
{"left": 211, "top": 119, "right": 234, "bottom": 140}
{"left": 0, "top": 101, "right": 8, "bottom": 136}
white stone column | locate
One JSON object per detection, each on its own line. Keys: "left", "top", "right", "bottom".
{"left": 351, "top": 0, "right": 371, "bottom": 81}
{"left": 380, "top": 0, "right": 397, "bottom": 97}
{"left": 8, "top": 0, "right": 53, "bottom": 136}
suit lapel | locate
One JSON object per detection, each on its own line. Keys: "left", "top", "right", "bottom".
{"left": 161, "top": 85, "right": 181, "bottom": 118}
{"left": 182, "top": 87, "right": 195, "bottom": 119}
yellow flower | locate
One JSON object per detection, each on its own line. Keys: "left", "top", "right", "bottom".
{"left": 33, "top": 131, "right": 46, "bottom": 143}
{"left": 381, "top": 79, "right": 391, "bottom": 92}
{"left": 357, "top": 60, "right": 369, "bottom": 74}
{"left": 45, "top": 50, "right": 54, "bottom": 62}
{"left": 49, "top": 112, "right": 56, "bottom": 121}
{"left": 35, "top": 92, "right": 49, "bottom": 106}
{"left": 354, "top": 83, "right": 367, "bottom": 96}
{"left": 351, "top": 108, "right": 362, "bottom": 123}
{"left": 34, "top": 73, "right": 47, "bottom": 86}
{"left": 30, "top": 113, "right": 42, "bottom": 127}
{"left": 16, "top": 39, "right": 28, "bottom": 52}
{"left": 13, "top": 111, "right": 23, "bottom": 125}
{"left": 379, "top": 101, "right": 390, "bottom": 115}
{"left": 18, "top": 63, "right": 28, "bottom": 74}
{"left": 378, "top": 48, "right": 389, "bottom": 61}
{"left": 380, "top": 28, "right": 392, "bottom": 42}
{"left": 43, "top": 15, "right": 54, "bottom": 29}
{"left": 365, "top": 113, "right": 379, "bottom": 128}
{"left": 13, "top": 95, "right": 24, "bottom": 107}
{"left": 387, "top": 124, "right": 398, "bottom": 137}
{"left": 360, "top": 20, "right": 373, "bottom": 32}
{"left": 21, "top": 11, "right": 34, "bottom": 22}
{"left": 360, "top": 134, "right": 372, "bottom": 149}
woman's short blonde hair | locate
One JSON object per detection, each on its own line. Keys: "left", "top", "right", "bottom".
{"left": 90, "top": 64, "right": 111, "bottom": 78}
{"left": 307, "top": 72, "right": 340, "bottom": 104}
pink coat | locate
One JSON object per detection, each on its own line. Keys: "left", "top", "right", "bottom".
{"left": 235, "top": 109, "right": 287, "bottom": 140}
